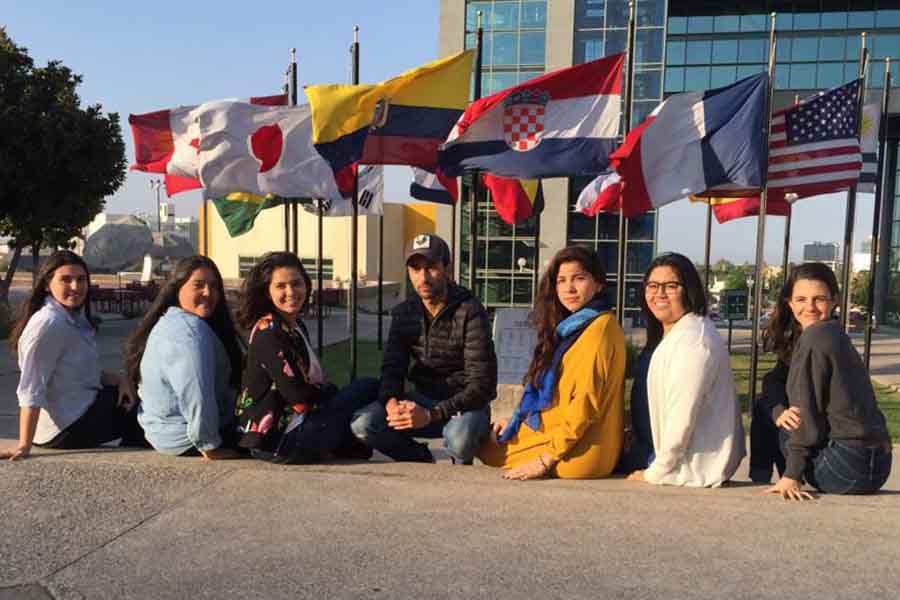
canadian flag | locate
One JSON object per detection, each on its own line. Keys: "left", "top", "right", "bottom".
{"left": 575, "top": 171, "right": 622, "bottom": 216}
{"left": 128, "top": 94, "right": 287, "bottom": 196}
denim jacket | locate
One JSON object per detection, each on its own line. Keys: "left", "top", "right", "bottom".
{"left": 138, "top": 307, "right": 235, "bottom": 455}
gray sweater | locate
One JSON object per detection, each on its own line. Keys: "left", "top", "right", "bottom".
{"left": 784, "top": 319, "right": 890, "bottom": 480}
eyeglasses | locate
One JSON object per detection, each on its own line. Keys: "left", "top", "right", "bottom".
{"left": 645, "top": 281, "right": 683, "bottom": 295}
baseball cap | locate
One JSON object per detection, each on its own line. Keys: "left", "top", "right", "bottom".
{"left": 405, "top": 234, "right": 451, "bottom": 266}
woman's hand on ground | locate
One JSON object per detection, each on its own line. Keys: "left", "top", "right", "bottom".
{"left": 490, "top": 419, "right": 509, "bottom": 443}
{"left": 117, "top": 378, "right": 139, "bottom": 412}
{"left": 200, "top": 448, "right": 241, "bottom": 461}
{"left": 502, "top": 453, "right": 554, "bottom": 481}
{"left": 625, "top": 470, "right": 646, "bottom": 482}
{"left": 0, "top": 445, "right": 31, "bottom": 461}
{"left": 775, "top": 407, "right": 802, "bottom": 431}
{"left": 765, "top": 476, "right": 813, "bottom": 501}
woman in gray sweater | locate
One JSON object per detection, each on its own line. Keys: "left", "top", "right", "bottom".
{"left": 766, "top": 263, "right": 891, "bottom": 500}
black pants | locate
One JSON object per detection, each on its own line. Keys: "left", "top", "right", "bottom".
{"left": 749, "top": 398, "right": 786, "bottom": 483}
{"left": 36, "top": 386, "right": 147, "bottom": 449}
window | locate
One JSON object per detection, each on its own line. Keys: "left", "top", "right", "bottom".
{"left": 635, "top": 28, "right": 663, "bottom": 63}
{"left": 301, "top": 257, "right": 334, "bottom": 281}
{"left": 668, "top": 16, "right": 687, "bottom": 34}
{"left": 606, "top": 0, "right": 629, "bottom": 28}
{"left": 626, "top": 242, "right": 654, "bottom": 273}
{"left": 576, "top": 0, "right": 605, "bottom": 27}
{"left": 776, "top": 37, "right": 791, "bottom": 62}
{"left": 238, "top": 256, "right": 261, "bottom": 279}
{"left": 606, "top": 29, "right": 627, "bottom": 54}
{"left": 848, "top": 11, "right": 875, "bottom": 29}
{"left": 819, "top": 37, "right": 845, "bottom": 62}
{"left": 517, "top": 70, "right": 543, "bottom": 84}
{"left": 487, "top": 240, "right": 513, "bottom": 270}
{"left": 740, "top": 14, "right": 767, "bottom": 32}
{"left": 634, "top": 69, "right": 661, "bottom": 99}
{"left": 775, "top": 13, "right": 793, "bottom": 31}
{"left": 878, "top": 10, "right": 900, "bottom": 28}
{"left": 794, "top": 13, "right": 819, "bottom": 30}
{"left": 714, "top": 15, "right": 739, "bottom": 32}
{"left": 627, "top": 213, "right": 654, "bottom": 240}
{"left": 712, "top": 39, "right": 738, "bottom": 64}
{"left": 665, "top": 66, "right": 685, "bottom": 92}
{"left": 484, "top": 278, "right": 512, "bottom": 304}
{"left": 684, "top": 66, "right": 710, "bottom": 90}
{"left": 736, "top": 64, "right": 765, "bottom": 80}
{"left": 846, "top": 35, "right": 861, "bottom": 60}
{"left": 632, "top": 100, "right": 658, "bottom": 127}
{"left": 519, "top": 31, "right": 545, "bottom": 64}
{"left": 821, "top": 12, "right": 848, "bottom": 29}
{"left": 466, "top": 2, "right": 492, "bottom": 31}
{"left": 790, "top": 64, "right": 816, "bottom": 89}
{"left": 686, "top": 40, "right": 711, "bottom": 64}
{"left": 817, "top": 63, "right": 844, "bottom": 89}
{"left": 520, "top": 2, "right": 547, "bottom": 27}
{"left": 568, "top": 211, "right": 597, "bottom": 241}
{"left": 874, "top": 34, "right": 900, "bottom": 60}
{"left": 491, "top": 2, "right": 519, "bottom": 30}
{"left": 576, "top": 33, "right": 605, "bottom": 64}
{"left": 775, "top": 64, "right": 790, "bottom": 89}
{"left": 791, "top": 37, "right": 818, "bottom": 62}
{"left": 666, "top": 40, "right": 685, "bottom": 65}
{"left": 710, "top": 65, "right": 737, "bottom": 88}
{"left": 739, "top": 39, "right": 767, "bottom": 64}
{"left": 491, "top": 32, "right": 518, "bottom": 65}
{"left": 512, "top": 278, "right": 534, "bottom": 305}
{"left": 637, "top": 0, "right": 664, "bottom": 27}
{"left": 688, "top": 16, "right": 713, "bottom": 34}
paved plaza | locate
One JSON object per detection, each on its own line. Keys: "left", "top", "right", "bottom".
{"left": 2, "top": 311, "right": 900, "bottom": 599}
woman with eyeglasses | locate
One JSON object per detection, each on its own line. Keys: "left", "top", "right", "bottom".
{"left": 763, "top": 263, "right": 891, "bottom": 500}
{"left": 624, "top": 253, "right": 744, "bottom": 487}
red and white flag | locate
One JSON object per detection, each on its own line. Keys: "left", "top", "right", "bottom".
{"left": 128, "top": 93, "right": 287, "bottom": 196}
{"left": 575, "top": 172, "right": 622, "bottom": 216}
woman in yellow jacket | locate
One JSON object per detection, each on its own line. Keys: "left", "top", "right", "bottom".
{"left": 479, "top": 245, "right": 625, "bottom": 480}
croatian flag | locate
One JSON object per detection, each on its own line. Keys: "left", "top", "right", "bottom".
{"left": 438, "top": 53, "right": 623, "bottom": 179}
{"left": 611, "top": 73, "right": 768, "bottom": 218}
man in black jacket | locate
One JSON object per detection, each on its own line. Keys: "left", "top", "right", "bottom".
{"left": 350, "top": 234, "right": 497, "bottom": 463}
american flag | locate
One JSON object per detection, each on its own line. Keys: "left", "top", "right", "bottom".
{"left": 700, "top": 79, "right": 863, "bottom": 201}
{"left": 768, "top": 79, "right": 862, "bottom": 198}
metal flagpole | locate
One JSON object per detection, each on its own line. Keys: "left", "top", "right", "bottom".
{"left": 468, "top": 12, "right": 484, "bottom": 294}
{"left": 781, "top": 96, "right": 801, "bottom": 289}
{"left": 317, "top": 199, "right": 324, "bottom": 357}
{"left": 283, "top": 66, "right": 291, "bottom": 251}
{"left": 864, "top": 58, "right": 891, "bottom": 372}
{"left": 451, "top": 199, "right": 458, "bottom": 279}
{"left": 532, "top": 181, "right": 542, "bottom": 304}
{"left": 290, "top": 49, "right": 300, "bottom": 255}
{"left": 377, "top": 206, "right": 384, "bottom": 350}
{"left": 615, "top": 0, "right": 637, "bottom": 326}
{"left": 350, "top": 25, "right": 360, "bottom": 381}
{"left": 703, "top": 202, "right": 712, "bottom": 292}
{"left": 748, "top": 13, "right": 779, "bottom": 408}
{"left": 202, "top": 196, "right": 209, "bottom": 256}
{"left": 840, "top": 33, "right": 869, "bottom": 330}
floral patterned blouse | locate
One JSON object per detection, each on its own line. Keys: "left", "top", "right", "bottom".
{"left": 235, "top": 313, "right": 330, "bottom": 451}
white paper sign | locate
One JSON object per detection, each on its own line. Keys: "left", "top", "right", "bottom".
{"left": 492, "top": 308, "right": 537, "bottom": 385}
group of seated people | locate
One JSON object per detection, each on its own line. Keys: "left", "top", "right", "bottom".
{"left": 2, "top": 234, "right": 893, "bottom": 499}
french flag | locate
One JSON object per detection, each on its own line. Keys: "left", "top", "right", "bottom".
{"left": 438, "top": 53, "right": 623, "bottom": 179}
{"left": 611, "top": 73, "right": 768, "bottom": 218}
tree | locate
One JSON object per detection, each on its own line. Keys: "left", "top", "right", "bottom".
{"left": 0, "top": 29, "right": 125, "bottom": 301}
{"left": 851, "top": 271, "right": 871, "bottom": 308}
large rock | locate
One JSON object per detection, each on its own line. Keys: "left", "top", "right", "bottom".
{"left": 148, "top": 232, "right": 195, "bottom": 259}
{"left": 83, "top": 217, "right": 153, "bottom": 272}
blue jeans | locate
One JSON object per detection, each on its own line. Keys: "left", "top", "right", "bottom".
{"left": 253, "top": 377, "right": 379, "bottom": 464}
{"left": 351, "top": 391, "right": 491, "bottom": 464}
{"left": 780, "top": 432, "right": 892, "bottom": 494}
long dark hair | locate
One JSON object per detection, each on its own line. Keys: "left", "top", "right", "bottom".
{"left": 9, "top": 250, "right": 95, "bottom": 352}
{"left": 640, "top": 252, "right": 708, "bottom": 352}
{"left": 125, "top": 255, "right": 243, "bottom": 389}
{"left": 766, "top": 262, "right": 840, "bottom": 363}
{"left": 524, "top": 245, "right": 607, "bottom": 388}
{"left": 236, "top": 251, "right": 311, "bottom": 330}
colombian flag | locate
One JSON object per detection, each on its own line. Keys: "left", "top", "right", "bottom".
{"left": 306, "top": 50, "right": 475, "bottom": 194}
{"left": 482, "top": 174, "right": 544, "bottom": 225}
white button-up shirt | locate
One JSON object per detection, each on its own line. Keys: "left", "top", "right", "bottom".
{"left": 16, "top": 297, "right": 102, "bottom": 444}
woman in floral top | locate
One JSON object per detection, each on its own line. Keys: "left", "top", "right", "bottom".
{"left": 235, "top": 252, "right": 375, "bottom": 463}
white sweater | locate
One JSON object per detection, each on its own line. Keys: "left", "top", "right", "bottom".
{"left": 644, "top": 313, "right": 745, "bottom": 487}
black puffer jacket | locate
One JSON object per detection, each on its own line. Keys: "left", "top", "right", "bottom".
{"left": 379, "top": 282, "right": 497, "bottom": 420}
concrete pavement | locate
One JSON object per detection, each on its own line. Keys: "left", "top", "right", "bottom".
{"left": 3, "top": 313, "right": 900, "bottom": 598}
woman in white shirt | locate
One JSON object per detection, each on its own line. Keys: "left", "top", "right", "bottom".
{"left": 624, "top": 252, "right": 745, "bottom": 487}
{"left": 1, "top": 251, "right": 142, "bottom": 461}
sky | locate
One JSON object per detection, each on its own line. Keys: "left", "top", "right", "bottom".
{"left": 3, "top": 1, "right": 882, "bottom": 265}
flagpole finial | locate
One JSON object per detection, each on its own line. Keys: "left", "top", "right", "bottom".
{"left": 476, "top": 10, "right": 483, "bottom": 29}
{"left": 353, "top": 25, "right": 359, "bottom": 42}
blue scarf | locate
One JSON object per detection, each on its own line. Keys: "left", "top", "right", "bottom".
{"left": 499, "top": 295, "right": 611, "bottom": 442}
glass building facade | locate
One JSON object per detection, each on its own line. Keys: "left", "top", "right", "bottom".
{"left": 448, "top": 1, "right": 900, "bottom": 319}
{"left": 461, "top": 0, "right": 548, "bottom": 307}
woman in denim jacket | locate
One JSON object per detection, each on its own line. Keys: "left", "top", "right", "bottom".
{"left": 126, "top": 256, "right": 244, "bottom": 459}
